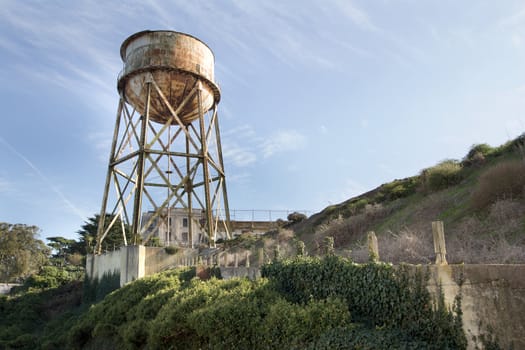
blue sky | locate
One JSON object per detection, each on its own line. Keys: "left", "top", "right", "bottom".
{"left": 1, "top": 1, "right": 524, "bottom": 241}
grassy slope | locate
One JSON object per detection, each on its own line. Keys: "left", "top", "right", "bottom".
{"left": 293, "top": 136, "right": 525, "bottom": 263}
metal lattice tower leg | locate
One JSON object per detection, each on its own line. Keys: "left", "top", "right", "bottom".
{"left": 95, "top": 74, "right": 231, "bottom": 254}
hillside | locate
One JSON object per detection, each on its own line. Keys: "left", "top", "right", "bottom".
{"left": 2, "top": 138, "right": 522, "bottom": 349}
{"left": 290, "top": 134, "right": 525, "bottom": 264}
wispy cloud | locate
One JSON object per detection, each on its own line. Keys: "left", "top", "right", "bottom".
{"left": 222, "top": 124, "right": 258, "bottom": 139}
{"left": 223, "top": 142, "right": 257, "bottom": 167}
{"left": 261, "top": 130, "right": 307, "bottom": 158}
{"left": 0, "top": 1, "right": 120, "bottom": 115}
{"left": 331, "top": 0, "right": 379, "bottom": 33}
{"left": 0, "top": 137, "right": 87, "bottom": 220}
{"left": 226, "top": 171, "right": 251, "bottom": 185}
{"left": 498, "top": 6, "right": 525, "bottom": 27}
{"left": 0, "top": 177, "right": 11, "bottom": 193}
{"left": 87, "top": 131, "right": 112, "bottom": 162}
{"left": 512, "top": 33, "right": 523, "bottom": 48}
{"left": 222, "top": 124, "right": 307, "bottom": 162}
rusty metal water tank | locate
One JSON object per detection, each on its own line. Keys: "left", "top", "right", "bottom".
{"left": 117, "top": 30, "right": 220, "bottom": 124}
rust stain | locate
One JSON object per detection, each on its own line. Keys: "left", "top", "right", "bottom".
{"left": 118, "top": 31, "right": 220, "bottom": 125}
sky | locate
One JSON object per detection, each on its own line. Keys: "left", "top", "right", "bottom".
{"left": 1, "top": 1, "right": 525, "bottom": 242}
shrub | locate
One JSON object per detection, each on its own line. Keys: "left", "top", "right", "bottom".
{"left": 56, "top": 261, "right": 468, "bottom": 350}
{"left": 471, "top": 160, "right": 525, "bottom": 210}
{"left": 341, "top": 198, "right": 369, "bottom": 217}
{"left": 466, "top": 143, "right": 493, "bottom": 159}
{"left": 164, "top": 246, "right": 178, "bottom": 255}
{"left": 378, "top": 228, "right": 433, "bottom": 264}
{"left": 287, "top": 212, "right": 307, "bottom": 224}
{"left": 262, "top": 256, "right": 466, "bottom": 348}
{"left": 377, "top": 177, "right": 419, "bottom": 202}
{"left": 316, "top": 203, "right": 398, "bottom": 250}
{"left": 462, "top": 143, "right": 497, "bottom": 167}
{"left": 421, "top": 160, "right": 463, "bottom": 192}
{"left": 261, "top": 297, "right": 350, "bottom": 349}
{"left": 70, "top": 269, "right": 186, "bottom": 348}
{"left": 147, "top": 237, "right": 161, "bottom": 247}
{"left": 11, "top": 265, "right": 84, "bottom": 294}
{"left": 446, "top": 211, "right": 525, "bottom": 264}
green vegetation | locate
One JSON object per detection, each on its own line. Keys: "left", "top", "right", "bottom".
{"left": 262, "top": 256, "right": 465, "bottom": 349}
{"left": 421, "top": 159, "right": 463, "bottom": 193}
{"left": 0, "top": 280, "right": 83, "bottom": 349}
{"left": 293, "top": 133, "right": 525, "bottom": 263}
{"left": 0, "top": 223, "right": 50, "bottom": 282}
{"left": 2, "top": 135, "right": 523, "bottom": 349}
{"left": 470, "top": 159, "right": 525, "bottom": 211}
{"left": 77, "top": 214, "right": 131, "bottom": 254}
{"left": 164, "top": 246, "right": 179, "bottom": 255}
{"left": 287, "top": 211, "right": 307, "bottom": 224}
{"left": 1, "top": 257, "right": 466, "bottom": 349}
{"left": 0, "top": 214, "right": 128, "bottom": 349}
{"left": 82, "top": 271, "right": 120, "bottom": 304}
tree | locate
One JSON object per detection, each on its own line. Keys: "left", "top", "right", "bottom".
{"left": 77, "top": 214, "right": 131, "bottom": 254}
{"left": 47, "top": 236, "right": 82, "bottom": 266}
{"left": 0, "top": 223, "right": 50, "bottom": 282}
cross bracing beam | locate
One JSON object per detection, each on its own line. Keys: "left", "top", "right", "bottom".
{"left": 95, "top": 73, "right": 231, "bottom": 254}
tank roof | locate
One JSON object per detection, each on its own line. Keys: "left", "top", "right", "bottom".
{"left": 119, "top": 30, "right": 215, "bottom": 61}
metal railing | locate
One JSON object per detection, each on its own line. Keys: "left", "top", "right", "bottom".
{"left": 213, "top": 209, "right": 312, "bottom": 222}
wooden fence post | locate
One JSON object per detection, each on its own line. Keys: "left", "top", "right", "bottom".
{"left": 432, "top": 221, "right": 448, "bottom": 265}
{"left": 367, "top": 231, "right": 379, "bottom": 262}
{"left": 257, "top": 248, "right": 264, "bottom": 266}
{"left": 296, "top": 240, "right": 306, "bottom": 256}
{"left": 324, "top": 236, "right": 335, "bottom": 255}
{"left": 274, "top": 244, "right": 281, "bottom": 261}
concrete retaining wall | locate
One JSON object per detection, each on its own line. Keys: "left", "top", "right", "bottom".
{"left": 86, "top": 245, "right": 198, "bottom": 287}
{"left": 86, "top": 248, "right": 525, "bottom": 349}
{"left": 424, "top": 264, "right": 525, "bottom": 350}
{"left": 86, "top": 248, "right": 121, "bottom": 281}
{"left": 218, "top": 264, "right": 525, "bottom": 350}
{"left": 145, "top": 247, "right": 198, "bottom": 275}
{"left": 86, "top": 245, "right": 145, "bottom": 286}
{"left": 119, "top": 245, "right": 145, "bottom": 286}
{"left": 0, "top": 283, "right": 21, "bottom": 295}
{"left": 219, "top": 267, "right": 261, "bottom": 280}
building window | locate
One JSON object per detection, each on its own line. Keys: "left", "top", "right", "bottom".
{"left": 183, "top": 218, "right": 188, "bottom": 227}
{"left": 182, "top": 232, "right": 188, "bottom": 241}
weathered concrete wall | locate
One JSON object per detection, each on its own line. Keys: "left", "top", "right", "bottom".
{"left": 85, "top": 248, "right": 524, "bottom": 349}
{"left": 86, "top": 248, "right": 121, "bottom": 282}
{"left": 86, "top": 245, "right": 145, "bottom": 287}
{"left": 144, "top": 247, "right": 198, "bottom": 275}
{"left": 216, "top": 264, "right": 525, "bottom": 350}
{"left": 120, "top": 245, "right": 145, "bottom": 286}
{"left": 87, "top": 246, "right": 199, "bottom": 287}
{"left": 219, "top": 267, "right": 261, "bottom": 280}
{"left": 0, "top": 283, "right": 21, "bottom": 295}
{"left": 422, "top": 264, "right": 525, "bottom": 350}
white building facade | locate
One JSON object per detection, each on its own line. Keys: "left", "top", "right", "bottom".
{"left": 141, "top": 208, "right": 207, "bottom": 247}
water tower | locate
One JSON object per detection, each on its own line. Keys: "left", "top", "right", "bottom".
{"left": 95, "top": 30, "right": 231, "bottom": 254}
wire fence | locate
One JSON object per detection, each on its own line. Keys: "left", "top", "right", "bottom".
{"left": 213, "top": 209, "right": 312, "bottom": 222}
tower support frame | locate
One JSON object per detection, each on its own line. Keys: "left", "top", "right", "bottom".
{"left": 95, "top": 73, "right": 231, "bottom": 254}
